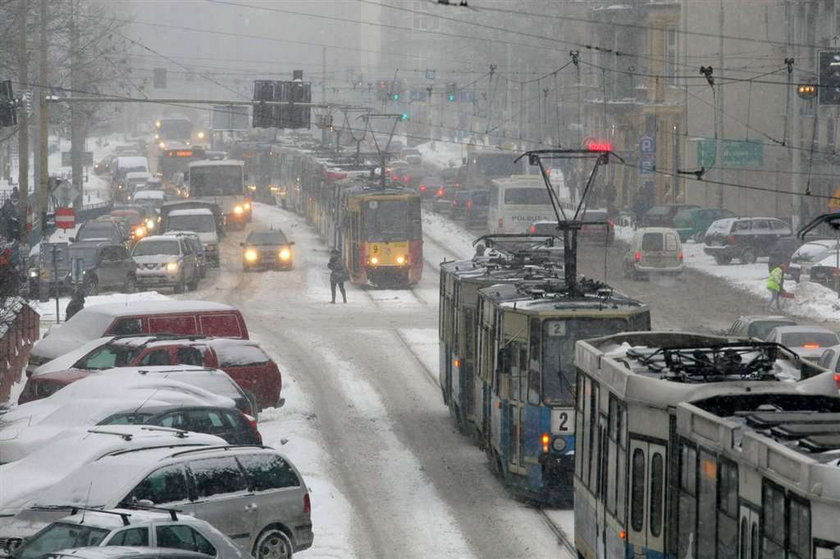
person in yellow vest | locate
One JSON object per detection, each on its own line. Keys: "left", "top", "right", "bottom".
{"left": 766, "top": 263, "right": 787, "bottom": 311}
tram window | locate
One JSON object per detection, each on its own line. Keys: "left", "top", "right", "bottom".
{"left": 581, "top": 376, "right": 591, "bottom": 487}
{"left": 528, "top": 319, "right": 540, "bottom": 405}
{"left": 630, "top": 448, "right": 645, "bottom": 533}
{"left": 575, "top": 375, "right": 585, "bottom": 480}
{"left": 697, "top": 450, "right": 718, "bottom": 554}
{"left": 717, "top": 459, "right": 738, "bottom": 559}
{"left": 518, "top": 347, "right": 528, "bottom": 403}
{"left": 739, "top": 518, "right": 748, "bottom": 559}
{"left": 678, "top": 443, "right": 697, "bottom": 558}
{"left": 465, "top": 309, "right": 476, "bottom": 358}
{"left": 587, "top": 383, "right": 600, "bottom": 491}
{"left": 762, "top": 482, "right": 786, "bottom": 559}
{"left": 750, "top": 523, "right": 758, "bottom": 559}
{"left": 650, "top": 453, "right": 664, "bottom": 538}
{"left": 788, "top": 497, "right": 810, "bottom": 559}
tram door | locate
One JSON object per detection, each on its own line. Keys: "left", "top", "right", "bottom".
{"left": 628, "top": 440, "right": 667, "bottom": 555}
{"left": 737, "top": 507, "right": 759, "bottom": 559}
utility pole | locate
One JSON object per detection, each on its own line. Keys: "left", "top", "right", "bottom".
{"left": 37, "top": 0, "right": 48, "bottom": 238}
{"left": 321, "top": 47, "right": 327, "bottom": 146}
{"left": 16, "top": 0, "right": 29, "bottom": 244}
{"left": 788, "top": 5, "right": 802, "bottom": 228}
{"left": 714, "top": 0, "right": 725, "bottom": 208}
{"left": 69, "top": 0, "right": 84, "bottom": 210}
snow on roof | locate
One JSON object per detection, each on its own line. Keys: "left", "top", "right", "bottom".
{"left": 167, "top": 208, "right": 214, "bottom": 216}
{"left": 188, "top": 159, "right": 244, "bottom": 168}
{"left": 116, "top": 156, "right": 148, "bottom": 168}
{"left": 84, "top": 299, "right": 236, "bottom": 316}
{"left": 125, "top": 171, "right": 151, "bottom": 179}
{"left": 132, "top": 190, "right": 165, "bottom": 199}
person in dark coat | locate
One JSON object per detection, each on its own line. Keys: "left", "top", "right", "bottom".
{"left": 327, "top": 249, "right": 347, "bottom": 304}
{"left": 65, "top": 289, "right": 85, "bottom": 320}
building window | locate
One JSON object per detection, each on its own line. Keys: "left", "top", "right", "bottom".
{"left": 665, "top": 25, "right": 678, "bottom": 86}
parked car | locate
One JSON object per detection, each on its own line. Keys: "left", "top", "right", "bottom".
{"left": 703, "top": 217, "right": 792, "bottom": 264}
{"left": 622, "top": 227, "right": 683, "bottom": 280}
{"left": 25, "top": 301, "right": 249, "bottom": 375}
{"left": 639, "top": 204, "right": 699, "bottom": 228}
{"left": 132, "top": 236, "right": 199, "bottom": 293}
{"left": 807, "top": 252, "right": 840, "bottom": 291}
{"left": 41, "top": 547, "right": 218, "bottom": 559}
{"left": 787, "top": 239, "right": 840, "bottom": 282}
{"left": 241, "top": 229, "right": 294, "bottom": 272}
{"left": 0, "top": 446, "right": 313, "bottom": 559}
{"left": 7, "top": 508, "right": 246, "bottom": 559}
{"left": 0, "top": 427, "right": 226, "bottom": 515}
{"left": 26, "top": 336, "right": 281, "bottom": 410}
{"left": 672, "top": 207, "right": 736, "bottom": 242}
{"left": 765, "top": 325, "right": 840, "bottom": 362}
{"left": 726, "top": 315, "right": 797, "bottom": 339}
{"left": 74, "top": 219, "right": 129, "bottom": 247}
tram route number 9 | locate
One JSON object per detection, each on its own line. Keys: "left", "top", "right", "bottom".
{"left": 551, "top": 408, "right": 575, "bottom": 434}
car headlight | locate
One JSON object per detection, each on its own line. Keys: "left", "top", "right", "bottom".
{"left": 234, "top": 205, "right": 244, "bottom": 215}
{"left": 134, "top": 226, "right": 146, "bottom": 238}
{"left": 369, "top": 256, "right": 379, "bottom": 265}
{"left": 396, "top": 255, "right": 406, "bottom": 265}
{"left": 166, "top": 261, "right": 179, "bottom": 272}
{"left": 244, "top": 248, "right": 258, "bottom": 262}
{"left": 279, "top": 248, "right": 291, "bottom": 261}
{"left": 145, "top": 219, "right": 155, "bottom": 230}
{"left": 28, "top": 268, "right": 39, "bottom": 278}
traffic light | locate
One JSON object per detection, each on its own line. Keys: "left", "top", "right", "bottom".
{"left": 401, "top": 113, "right": 409, "bottom": 121}
{"left": 392, "top": 93, "right": 400, "bottom": 101}
{"left": 0, "top": 80, "right": 17, "bottom": 128}
{"left": 819, "top": 51, "right": 840, "bottom": 105}
{"left": 446, "top": 82, "right": 457, "bottom": 102}
{"left": 797, "top": 84, "right": 817, "bottom": 99}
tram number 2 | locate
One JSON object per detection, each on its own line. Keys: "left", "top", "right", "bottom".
{"left": 551, "top": 409, "right": 575, "bottom": 434}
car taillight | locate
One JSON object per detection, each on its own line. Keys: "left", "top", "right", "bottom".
{"left": 834, "top": 372, "right": 840, "bottom": 389}
{"left": 678, "top": 251, "right": 684, "bottom": 261}
{"left": 530, "top": 225, "right": 537, "bottom": 233}
{"left": 244, "top": 413, "right": 262, "bottom": 444}
{"left": 635, "top": 251, "right": 642, "bottom": 261}
{"left": 419, "top": 184, "right": 426, "bottom": 191}
{"left": 304, "top": 492, "right": 311, "bottom": 514}
{"left": 436, "top": 188, "right": 445, "bottom": 197}
{"left": 727, "top": 235, "right": 736, "bottom": 244}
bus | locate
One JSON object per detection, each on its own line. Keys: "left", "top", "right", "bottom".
{"left": 158, "top": 147, "right": 206, "bottom": 184}
{"left": 487, "top": 175, "right": 572, "bottom": 234}
{"left": 573, "top": 331, "right": 837, "bottom": 559}
{"left": 155, "top": 116, "right": 193, "bottom": 148}
{"left": 186, "top": 160, "right": 248, "bottom": 229}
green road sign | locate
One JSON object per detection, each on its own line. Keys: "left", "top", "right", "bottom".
{"left": 697, "top": 139, "right": 763, "bottom": 168}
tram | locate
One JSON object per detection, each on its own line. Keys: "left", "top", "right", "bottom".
{"left": 573, "top": 331, "right": 838, "bottom": 559}
{"left": 338, "top": 183, "right": 423, "bottom": 287}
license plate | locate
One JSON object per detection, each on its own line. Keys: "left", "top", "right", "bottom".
{"left": 551, "top": 409, "right": 575, "bottom": 434}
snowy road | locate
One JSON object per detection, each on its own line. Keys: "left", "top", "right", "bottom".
{"left": 180, "top": 203, "right": 569, "bottom": 558}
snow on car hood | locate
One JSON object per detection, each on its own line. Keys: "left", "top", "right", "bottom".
{"left": 32, "top": 336, "right": 117, "bottom": 376}
{"left": 132, "top": 254, "right": 179, "bottom": 265}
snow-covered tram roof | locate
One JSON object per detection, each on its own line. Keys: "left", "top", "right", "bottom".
{"left": 575, "top": 331, "right": 834, "bottom": 410}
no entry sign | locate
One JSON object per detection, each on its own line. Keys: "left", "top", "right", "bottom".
{"left": 55, "top": 207, "right": 75, "bottom": 229}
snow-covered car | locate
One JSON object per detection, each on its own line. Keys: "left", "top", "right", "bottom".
{"left": 132, "top": 236, "right": 199, "bottom": 293}
{"left": 131, "top": 190, "right": 165, "bottom": 213}
{"left": 787, "top": 239, "right": 840, "bottom": 282}
{"left": 0, "top": 426, "right": 226, "bottom": 518}
{"left": 726, "top": 315, "right": 797, "bottom": 339}
{"left": 765, "top": 325, "right": 840, "bottom": 362}
{"left": 26, "top": 301, "right": 249, "bottom": 375}
{"left": 807, "top": 251, "right": 840, "bottom": 291}
{"left": 162, "top": 209, "right": 219, "bottom": 267}
{"left": 26, "top": 336, "right": 282, "bottom": 410}
{"left": 0, "top": 446, "right": 313, "bottom": 559}
{"left": 40, "top": 547, "right": 215, "bottom": 559}
{"left": 6, "top": 508, "right": 246, "bottom": 559}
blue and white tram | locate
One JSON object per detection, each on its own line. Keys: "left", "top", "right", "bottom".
{"left": 573, "top": 331, "right": 836, "bottom": 559}
{"left": 476, "top": 280, "right": 650, "bottom": 505}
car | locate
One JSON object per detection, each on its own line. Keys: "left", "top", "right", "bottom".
{"left": 0, "top": 427, "right": 227, "bottom": 516}
{"left": 416, "top": 175, "right": 445, "bottom": 200}
{"left": 27, "top": 336, "right": 282, "bottom": 411}
{"left": 110, "top": 209, "right": 149, "bottom": 242}
{"left": 41, "top": 547, "right": 217, "bottom": 559}
{"left": 807, "top": 251, "right": 840, "bottom": 291}
{"left": 448, "top": 190, "right": 475, "bottom": 219}
{"left": 162, "top": 210, "right": 219, "bottom": 267}
{"left": 72, "top": 242, "right": 136, "bottom": 296}
{"left": 241, "top": 229, "right": 294, "bottom": 271}
{"left": 163, "top": 232, "right": 207, "bottom": 279}
{"left": 578, "top": 208, "right": 615, "bottom": 244}
{"left": 6, "top": 507, "right": 246, "bottom": 559}
{"left": 132, "top": 236, "right": 200, "bottom": 293}
{"left": 726, "top": 315, "right": 798, "bottom": 339}
{"left": 94, "top": 155, "right": 117, "bottom": 176}
{"left": 703, "top": 217, "right": 793, "bottom": 264}
{"left": 112, "top": 205, "right": 158, "bottom": 234}
{"left": 74, "top": 219, "right": 129, "bottom": 247}
{"left": 764, "top": 325, "right": 840, "bottom": 362}
{"left": 672, "top": 207, "right": 737, "bottom": 242}
{"left": 786, "top": 239, "right": 840, "bottom": 282}
{"left": 0, "top": 446, "right": 313, "bottom": 559}
{"left": 639, "top": 204, "right": 699, "bottom": 228}
{"left": 462, "top": 190, "right": 490, "bottom": 226}
{"left": 132, "top": 190, "right": 166, "bottom": 213}
{"left": 432, "top": 186, "right": 457, "bottom": 213}
{"left": 622, "top": 227, "right": 683, "bottom": 280}
{"left": 25, "top": 301, "right": 249, "bottom": 375}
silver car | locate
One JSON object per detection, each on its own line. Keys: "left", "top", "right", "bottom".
{"left": 0, "top": 446, "right": 312, "bottom": 559}
{"left": 132, "top": 236, "right": 199, "bottom": 293}
{"left": 765, "top": 325, "right": 840, "bottom": 362}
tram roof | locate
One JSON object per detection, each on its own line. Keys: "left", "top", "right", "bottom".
{"left": 480, "top": 278, "right": 644, "bottom": 313}
{"left": 575, "top": 331, "right": 832, "bottom": 409}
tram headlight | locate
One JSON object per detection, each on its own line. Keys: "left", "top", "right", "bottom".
{"left": 244, "top": 248, "right": 258, "bottom": 263}
{"left": 552, "top": 437, "right": 567, "bottom": 452}
{"left": 396, "top": 255, "right": 406, "bottom": 265}
{"left": 369, "top": 256, "right": 379, "bottom": 265}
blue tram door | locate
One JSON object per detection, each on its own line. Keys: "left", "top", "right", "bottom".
{"left": 627, "top": 439, "right": 666, "bottom": 557}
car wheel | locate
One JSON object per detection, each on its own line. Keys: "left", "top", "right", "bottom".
{"left": 714, "top": 255, "right": 731, "bottom": 265}
{"left": 740, "top": 248, "right": 757, "bottom": 265}
{"left": 174, "top": 274, "right": 185, "bottom": 294}
{"left": 253, "top": 527, "right": 293, "bottom": 559}
{"left": 125, "top": 275, "right": 137, "bottom": 293}
{"left": 84, "top": 276, "right": 99, "bottom": 296}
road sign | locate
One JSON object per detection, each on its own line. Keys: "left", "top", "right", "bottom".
{"left": 639, "top": 158, "right": 655, "bottom": 175}
{"left": 639, "top": 135, "right": 655, "bottom": 154}
{"left": 54, "top": 207, "right": 75, "bottom": 229}
{"left": 696, "top": 139, "right": 763, "bottom": 168}
{"left": 61, "top": 151, "right": 94, "bottom": 166}
{"left": 425, "top": 69, "right": 436, "bottom": 80}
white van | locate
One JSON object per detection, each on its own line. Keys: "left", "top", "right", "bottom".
{"left": 487, "top": 175, "right": 571, "bottom": 234}
{"left": 164, "top": 208, "right": 220, "bottom": 265}
{"left": 622, "top": 227, "right": 684, "bottom": 280}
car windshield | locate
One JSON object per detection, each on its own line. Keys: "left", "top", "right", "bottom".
{"left": 133, "top": 240, "right": 180, "bottom": 256}
{"left": 78, "top": 223, "right": 117, "bottom": 241}
{"left": 77, "top": 345, "right": 142, "bottom": 369}
{"left": 780, "top": 332, "right": 840, "bottom": 348}
{"left": 16, "top": 523, "right": 111, "bottom": 559}
{"left": 167, "top": 214, "right": 216, "bottom": 232}
{"left": 747, "top": 320, "right": 795, "bottom": 339}
{"left": 247, "top": 231, "right": 288, "bottom": 245}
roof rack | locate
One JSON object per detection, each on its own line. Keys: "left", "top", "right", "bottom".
{"left": 121, "top": 503, "right": 181, "bottom": 521}
{"left": 28, "top": 506, "right": 131, "bottom": 526}
{"left": 168, "top": 444, "right": 271, "bottom": 458}
{"left": 628, "top": 341, "right": 787, "bottom": 381}
{"left": 86, "top": 429, "right": 135, "bottom": 442}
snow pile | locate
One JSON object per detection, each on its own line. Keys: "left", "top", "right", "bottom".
{"left": 422, "top": 210, "right": 476, "bottom": 259}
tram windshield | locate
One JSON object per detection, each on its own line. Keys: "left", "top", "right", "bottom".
{"left": 365, "top": 199, "right": 418, "bottom": 241}
{"left": 542, "top": 318, "right": 628, "bottom": 405}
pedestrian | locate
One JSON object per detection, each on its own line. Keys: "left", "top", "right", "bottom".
{"left": 65, "top": 289, "right": 85, "bottom": 320}
{"left": 328, "top": 248, "right": 347, "bottom": 304}
{"left": 766, "top": 263, "right": 786, "bottom": 311}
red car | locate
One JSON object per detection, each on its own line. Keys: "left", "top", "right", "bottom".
{"left": 20, "top": 335, "right": 283, "bottom": 410}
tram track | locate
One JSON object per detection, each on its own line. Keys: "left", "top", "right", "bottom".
{"left": 537, "top": 508, "right": 576, "bottom": 556}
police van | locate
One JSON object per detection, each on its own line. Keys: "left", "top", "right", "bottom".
{"left": 487, "top": 175, "right": 571, "bottom": 234}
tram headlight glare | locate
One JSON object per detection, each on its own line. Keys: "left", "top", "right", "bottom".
{"left": 541, "top": 433, "right": 550, "bottom": 454}
{"left": 369, "top": 256, "right": 379, "bottom": 265}
{"left": 396, "top": 255, "right": 406, "bottom": 265}
{"left": 159, "top": 141, "right": 165, "bottom": 149}
{"left": 552, "top": 437, "right": 567, "bottom": 452}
